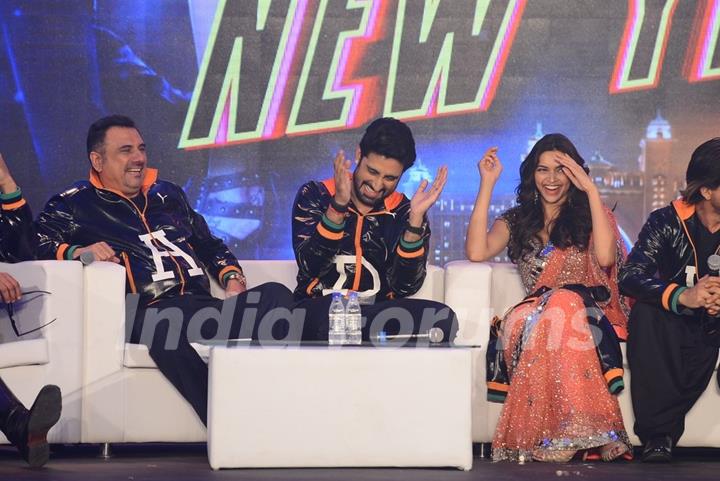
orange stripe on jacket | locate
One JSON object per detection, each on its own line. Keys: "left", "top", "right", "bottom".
{"left": 487, "top": 381, "right": 509, "bottom": 392}
{"left": 1, "top": 198, "right": 26, "bottom": 211}
{"left": 218, "top": 265, "right": 242, "bottom": 286}
{"left": 122, "top": 252, "right": 138, "bottom": 294}
{"left": 306, "top": 278, "right": 320, "bottom": 295}
{"left": 56, "top": 243, "right": 69, "bottom": 261}
{"left": 351, "top": 216, "right": 364, "bottom": 291}
{"left": 317, "top": 223, "right": 343, "bottom": 240}
{"left": 661, "top": 283, "right": 678, "bottom": 311}
{"left": 603, "top": 368, "right": 624, "bottom": 383}
{"left": 90, "top": 168, "right": 158, "bottom": 193}
{"left": 397, "top": 246, "right": 425, "bottom": 259}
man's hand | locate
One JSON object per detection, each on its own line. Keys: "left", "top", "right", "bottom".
{"left": 0, "top": 153, "right": 18, "bottom": 194}
{"left": 678, "top": 275, "right": 720, "bottom": 311}
{"left": 225, "top": 278, "right": 247, "bottom": 297}
{"left": 74, "top": 242, "right": 121, "bottom": 263}
{"left": 333, "top": 150, "right": 352, "bottom": 206}
{"left": 702, "top": 276, "right": 720, "bottom": 315}
{"left": 409, "top": 165, "right": 448, "bottom": 226}
{"left": 0, "top": 272, "right": 21, "bottom": 303}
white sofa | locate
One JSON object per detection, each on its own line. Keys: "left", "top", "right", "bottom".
{"left": 443, "top": 260, "right": 720, "bottom": 448}
{"left": 7, "top": 258, "right": 720, "bottom": 449}
{"left": 81, "top": 260, "right": 448, "bottom": 444}
{"left": 0, "top": 260, "right": 84, "bottom": 445}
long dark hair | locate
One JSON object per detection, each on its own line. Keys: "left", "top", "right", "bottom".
{"left": 681, "top": 137, "right": 720, "bottom": 204}
{"left": 505, "top": 133, "right": 593, "bottom": 262}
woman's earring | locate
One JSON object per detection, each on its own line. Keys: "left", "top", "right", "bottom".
{"left": 533, "top": 191, "right": 539, "bottom": 203}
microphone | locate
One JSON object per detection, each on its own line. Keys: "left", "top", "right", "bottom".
{"left": 702, "top": 254, "right": 720, "bottom": 342}
{"left": 375, "top": 327, "right": 444, "bottom": 344}
{"left": 79, "top": 251, "right": 95, "bottom": 265}
{"left": 708, "top": 254, "right": 720, "bottom": 277}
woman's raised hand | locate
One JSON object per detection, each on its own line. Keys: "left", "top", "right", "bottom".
{"left": 478, "top": 147, "right": 502, "bottom": 185}
{"left": 554, "top": 152, "right": 597, "bottom": 194}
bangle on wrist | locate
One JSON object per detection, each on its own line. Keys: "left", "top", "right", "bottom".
{"left": 330, "top": 197, "right": 349, "bottom": 214}
{"left": 224, "top": 272, "right": 246, "bottom": 287}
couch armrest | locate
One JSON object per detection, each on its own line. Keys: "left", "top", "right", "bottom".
{"left": 0, "top": 260, "right": 84, "bottom": 443}
{"left": 487, "top": 262, "right": 525, "bottom": 316}
{"left": 443, "top": 261, "right": 492, "bottom": 347}
{"left": 0, "top": 261, "right": 49, "bottom": 357}
{"left": 409, "top": 264, "right": 444, "bottom": 302}
{"left": 28, "top": 260, "right": 84, "bottom": 360}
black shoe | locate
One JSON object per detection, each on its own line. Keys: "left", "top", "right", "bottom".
{"left": 5, "top": 385, "right": 62, "bottom": 467}
{"left": 641, "top": 435, "right": 673, "bottom": 463}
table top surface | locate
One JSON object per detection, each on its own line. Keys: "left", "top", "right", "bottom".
{"left": 203, "top": 339, "right": 465, "bottom": 349}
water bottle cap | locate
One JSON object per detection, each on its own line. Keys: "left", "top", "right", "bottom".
{"left": 331, "top": 292, "right": 342, "bottom": 299}
{"left": 348, "top": 291, "right": 358, "bottom": 299}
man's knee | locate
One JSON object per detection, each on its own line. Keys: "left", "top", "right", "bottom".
{"left": 253, "top": 282, "right": 294, "bottom": 305}
{"left": 628, "top": 301, "right": 677, "bottom": 335}
{"left": 135, "top": 307, "right": 185, "bottom": 350}
{"left": 255, "top": 281, "right": 291, "bottom": 294}
{"left": 629, "top": 300, "right": 660, "bottom": 319}
{"left": 416, "top": 301, "right": 459, "bottom": 337}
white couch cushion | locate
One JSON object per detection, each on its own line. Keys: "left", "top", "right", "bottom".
{"left": 0, "top": 338, "right": 49, "bottom": 368}
{"left": 0, "top": 262, "right": 51, "bottom": 368}
{"left": 123, "top": 342, "right": 210, "bottom": 368}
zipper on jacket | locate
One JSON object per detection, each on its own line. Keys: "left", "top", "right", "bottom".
{"left": 115, "top": 188, "right": 188, "bottom": 296}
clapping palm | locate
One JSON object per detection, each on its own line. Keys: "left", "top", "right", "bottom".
{"left": 410, "top": 166, "right": 448, "bottom": 217}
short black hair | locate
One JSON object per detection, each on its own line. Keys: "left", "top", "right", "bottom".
{"left": 359, "top": 117, "right": 416, "bottom": 171}
{"left": 86, "top": 115, "right": 139, "bottom": 159}
{"left": 681, "top": 138, "right": 720, "bottom": 204}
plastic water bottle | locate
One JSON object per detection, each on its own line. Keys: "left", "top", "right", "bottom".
{"left": 328, "top": 292, "right": 346, "bottom": 345}
{"left": 345, "top": 291, "right": 362, "bottom": 345}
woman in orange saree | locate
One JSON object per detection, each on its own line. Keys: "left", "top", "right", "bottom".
{"left": 466, "top": 134, "right": 631, "bottom": 462}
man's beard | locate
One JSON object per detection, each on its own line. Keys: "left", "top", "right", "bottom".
{"left": 353, "top": 176, "right": 387, "bottom": 209}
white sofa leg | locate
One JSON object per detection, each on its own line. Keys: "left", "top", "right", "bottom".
{"left": 479, "top": 442, "right": 491, "bottom": 458}
{"left": 98, "top": 443, "right": 112, "bottom": 459}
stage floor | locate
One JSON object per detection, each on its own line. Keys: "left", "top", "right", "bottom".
{"left": 1, "top": 444, "right": 719, "bottom": 480}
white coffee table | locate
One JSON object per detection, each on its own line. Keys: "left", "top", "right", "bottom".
{"left": 207, "top": 344, "right": 473, "bottom": 470}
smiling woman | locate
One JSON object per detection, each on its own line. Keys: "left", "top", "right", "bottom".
{"left": 534, "top": 151, "right": 571, "bottom": 206}
{"left": 465, "top": 134, "right": 631, "bottom": 463}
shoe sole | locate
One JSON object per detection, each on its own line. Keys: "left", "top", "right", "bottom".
{"left": 25, "top": 385, "right": 62, "bottom": 468}
{"left": 641, "top": 453, "right": 672, "bottom": 463}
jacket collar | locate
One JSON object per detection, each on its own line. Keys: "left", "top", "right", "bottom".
{"left": 672, "top": 198, "right": 700, "bottom": 277}
{"left": 89, "top": 168, "right": 158, "bottom": 199}
{"left": 321, "top": 177, "right": 404, "bottom": 213}
{"left": 671, "top": 199, "right": 695, "bottom": 221}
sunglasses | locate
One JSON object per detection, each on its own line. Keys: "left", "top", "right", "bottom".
{"left": 3, "top": 290, "right": 57, "bottom": 337}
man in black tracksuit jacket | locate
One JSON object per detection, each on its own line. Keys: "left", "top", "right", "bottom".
{"left": 620, "top": 138, "right": 720, "bottom": 462}
{"left": 292, "top": 117, "right": 458, "bottom": 343}
{"left": 0, "top": 153, "right": 61, "bottom": 467}
{"left": 35, "top": 115, "right": 294, "bottom": 425}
